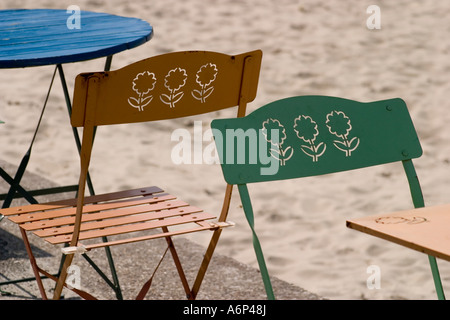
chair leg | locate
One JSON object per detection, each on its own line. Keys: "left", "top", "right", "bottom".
{"left": 189, "top": 228, "right": 223, "bottom": 300}
{"left": 238, "top": 184, "right": 275, "bottom": 300}
{"left": 190, "top": 184, "right": 234, "bottom": 300}
{"left": 53, "top": 253, "right": 75, "bottom": 299}
{"left": 428, "top": 255, "right": 446, "bottom": 300}
{"left": 19, "top": 228, "right": 48, "bottom": 299}
{"left": 101, "top": 236, "right": 123, "bottom": 299}
{"left": 163, "top": 231, "right": 191, "bottom": 297}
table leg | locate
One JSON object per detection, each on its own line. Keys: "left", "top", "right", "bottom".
{"left": 0, "top": 66, "right": 79, "bottom": 209}
{"left": 1, "top": 56, "right": 122, "bottom": 299}
{"left": 0, "top": 66, "right": 62, "bottom": 296}
{"left": 0, "top": 67, "right": 56, "bottom": 208}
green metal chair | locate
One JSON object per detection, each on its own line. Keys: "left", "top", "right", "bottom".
{"left": 211, "top": 95, "right": 444, "bottom": 300}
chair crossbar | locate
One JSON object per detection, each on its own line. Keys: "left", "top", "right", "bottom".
{"left": 78, "top": 221, "right": 224, "bottom": 251}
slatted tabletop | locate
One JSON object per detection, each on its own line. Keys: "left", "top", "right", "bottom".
{"left": 0, "top": 9, "right": 153, "bottom": 68}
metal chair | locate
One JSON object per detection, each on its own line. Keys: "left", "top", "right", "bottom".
{"left": 0, "top": 50, "right": 262, "bottom": 300}
{"left": 211, "top": 95, "right": 443, "bottom": 299}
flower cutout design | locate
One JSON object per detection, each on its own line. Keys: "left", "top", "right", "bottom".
{"left": 326, "top": 110, "right": 360, "bottom": 156}
{"left": 192, "top": 63, "right": 218, "bottom": 103}
{"left": 160, "top": 67, "right": 188, "bottom": 108}
{"left": 262, "top": 118, "right": 293, "bottom": 166}
{"left": 326, "top": 110, "right": 351, "bottom": 137}
{"left": 293, "top": 115, "right": 326, "bottom": 162}
{"left": 293, "top": 115, "right": 318, "bottom": 142}
{"left": 128, "top": 71, "right": 157, "bottom": 111}
{"left": 262, "top": 118, "right": 286, "bottom": 146}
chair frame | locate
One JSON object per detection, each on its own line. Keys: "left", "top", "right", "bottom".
{"left": 0, "top": 50, "right": 262, "bottom": 300}
{"left": 211, "top": 95, "right": 444, "bottom": 299}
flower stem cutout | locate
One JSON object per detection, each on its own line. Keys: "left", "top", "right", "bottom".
{"left": 325, "top": 110, "right": 360, "bottom": 156}
{"left": 160, "top": 67, "right": 188, "bottom": 108}
{"left": 128, "top": 71, "right": 157, "bottom": 111}
{"left": 293, "top": 115, "right": 326, "bottom": 162}
{"left": 262, "top": 118, "right": 293, "bottom": 166}
{"left": 192, "top": 63, "right": 218, "bottom": 103}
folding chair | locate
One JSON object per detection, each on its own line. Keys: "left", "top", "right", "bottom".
{"left": 0, "top": 50, "right": 262, "bottom": 300}
{"left": 210, "top": 95, "right": 442, "bottom": 300}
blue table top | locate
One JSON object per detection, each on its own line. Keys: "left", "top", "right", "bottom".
{"left": 0, "top": 9, "right": 153, "bottom": 68}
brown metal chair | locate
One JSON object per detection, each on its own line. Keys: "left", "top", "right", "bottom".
{"left": 0, "top": 50, "right": 262, "bottom": 300}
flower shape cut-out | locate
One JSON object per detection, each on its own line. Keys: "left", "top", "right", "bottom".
{"left": 262, "top": 118, "right": 293, "bottom": 166}
{"left": 326, "top": 111, "right": 352, "bottom": 137}
{"left": 293, "top": 115, "right": 326, "bottom": 162}
{"left": 160, "top": 67, "right": 188, "bottom": 108}
{"left": 262, "top": 118, "right": 287, "bottom": 146}
{"left": 326, "top": 110, "right": 360, "bottom": 156}
{"left": 128, "top": 71, "right": 157, "bottom": 111}
{"left": 192, "top": 63, "right": 218, "bottom": 103}
{"left": 293, "top": 115, "right": 319, "bottom": 142}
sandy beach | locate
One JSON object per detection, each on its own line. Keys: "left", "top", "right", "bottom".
{"left": 2, "top": 0, "right": 450, "bottom": 300}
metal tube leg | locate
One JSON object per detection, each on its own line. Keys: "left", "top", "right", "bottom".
{"left": 53, "top": 253, "right": 75, "bottom": 299}
{"left": 2, "top": 149, "right": 37, "bottom": 207}
{"left": 19, "top": 228, "right": 48, "bottom": 299}
{"left": 0, "top": 166, "right": 37, "bottom": 208}
{"left": 57, "top": 64, "right": 96, "bottom": 196}
{"left": 189, "top": 228, "right": 222, "bottom": 300}
{"left": 98, "top": 55, "right": 123, "bottom": 300}
{"left": 428, "top": 255, "right": 445, "bottom": 300}
{"left": 57, "top": 57, "right": 122, "bottom": 299}
{"left": 190, "top": 184, "right": 234, "bottom": 300}
{"left": 1, "top": 66, "right": 57, "bottom": 208}
{"left": 163, "top": 229, "right": 191, "bottom": 297}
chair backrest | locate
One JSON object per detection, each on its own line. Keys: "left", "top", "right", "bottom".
{"left": 71, "top": 50, "right": 262, "bottom": 127}
{"left": 67, "top": 50, "right": 262, "bottom": 247}
{"left": 211, "top": 95, "right": 424, "bottom": 299}
{"left": 211, "top": 95, "right": 422, "bottom": 185}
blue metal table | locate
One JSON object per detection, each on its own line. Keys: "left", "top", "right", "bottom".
{"left": 0, "top": 8, "right": 152, "bottom": 68}
{"left": 0, "top": 8, "right": 153, "bottom": 298}
{"left": 0, "top": 8, "right": 153, "bottom": 204}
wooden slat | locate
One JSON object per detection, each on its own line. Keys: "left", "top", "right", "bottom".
{"left": 46, "top": 211, "right": 216, "bottom": 245}
{"left": 21, "top": 198, "right": 187, "bottom": 231}
{"left": 47, "top": 186, "right": 165, "bottom": 206}
{"left": 9, "top": 193, "right": 175, "bottom": 224}
{"left": 34, "top": 205, "right": 200, "bottom": 237}
{"left": 0, "top": 186, "right": 164, "bottom": 216}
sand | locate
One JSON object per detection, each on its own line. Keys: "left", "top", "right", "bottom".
{"left": 1, "top": 0, "right": 450, "bottom": 300}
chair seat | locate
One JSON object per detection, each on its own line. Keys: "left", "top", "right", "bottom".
{"left": 1, "top": 186, "right": 226, "bottom": 252}
{"left": 346, "top": 204, "right": 450, "bottom": 262}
